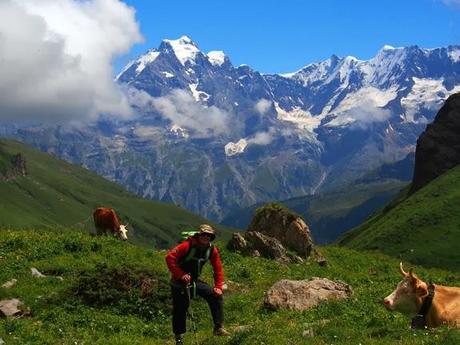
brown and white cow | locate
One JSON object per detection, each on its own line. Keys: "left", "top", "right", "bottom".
{"left": 383, "top": 262, "right": 460, "bottom": 328}
{"left": 93, "top": 207, "right": 128, "bottom": 241}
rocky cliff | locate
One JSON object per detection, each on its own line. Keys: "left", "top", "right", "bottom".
{"left": 0, "top": 152, "right": 27, "bottom": 181}
{"left": 411, "top": 92, "right": 460, "bottom": 192}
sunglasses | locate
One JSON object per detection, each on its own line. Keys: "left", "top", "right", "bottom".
{"left": 199, "top": 233, "right": 213, "bottom": 239}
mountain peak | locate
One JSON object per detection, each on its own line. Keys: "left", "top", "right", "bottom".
{"left": 207, "top": 50, "right": 227, "bottom": 66}
{"left": 162, "top": 36, "right": 201, "bottom": 66}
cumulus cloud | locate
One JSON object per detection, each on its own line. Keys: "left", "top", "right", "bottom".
{"left": 346, "top": 102, "right": 392, "bottom": 129}
{"left": 254, "top": 99, "right": 272, "bottom": 115}
{"left": 148, "top": 89, "right": 230, "bottom": 137}
{"left": 0, "top": 0, "right": 142, "bottom": 123}
{"left": 247, "top": 128, "right": 276, "bottom": 145}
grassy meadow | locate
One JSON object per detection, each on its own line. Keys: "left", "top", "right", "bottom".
{"left": 0, "top": 229, "right": 459, "bottom": 345}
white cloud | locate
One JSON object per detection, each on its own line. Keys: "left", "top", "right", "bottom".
{"left": 347, "top": 102, "right": 391, "bottom": 129}
{"left": 0, "top": 0, "right": 143, "bottom": 123}
{"left": 133, "top": 126, "right": 163, "bottom": 140}
{"left": 254, "top": 99, "right": 272, "bottom": 115}
{"left": 247, "top": 129, "right": 275, "bottom": 145}
{"left": 151, "top": 89, "right": 230, "bottom": 137}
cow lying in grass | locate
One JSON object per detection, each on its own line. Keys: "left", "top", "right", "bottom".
{"left": 93, "top": 207, "right": 128, "bottom": 241}
{"left": 383, "top": 262, "right": 460, "bottom": 328}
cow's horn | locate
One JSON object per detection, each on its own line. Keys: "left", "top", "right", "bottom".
{"left": 399, "top": 262, "right": 408, "bottom": 276}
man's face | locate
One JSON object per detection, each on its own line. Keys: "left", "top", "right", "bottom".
{"left": 197, "top": 233, "right": 212, "bottom": 246}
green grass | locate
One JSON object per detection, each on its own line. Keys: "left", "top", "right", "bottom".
{"left": 0, "top": 148, "right": 15, "bottom": 175}
{"left": 0, "top": 139, "right": 231, "bottom": 249}
{"left": 338, "top": 164, "right": 460, "bottom": 271}
{"left": 1, "top": 229, "right": 460, "bottom": 344}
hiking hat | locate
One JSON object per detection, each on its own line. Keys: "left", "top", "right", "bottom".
{"left": 196, "top": 224, "right": 216, "bottom": 241}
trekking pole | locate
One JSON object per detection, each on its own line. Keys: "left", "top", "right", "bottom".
{"left": 186, "top": 283, "right": 199, "bottom": 345}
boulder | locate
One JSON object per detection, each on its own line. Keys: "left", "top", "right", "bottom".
{"left": 264, "top": 277, "right": 353, "bottom": 312}
{"left": 230, "top": 233, "right": 248, "bottom": 252}
{"left": 0, "top": 299, "right": 23, "bottom": 317}
{"left": 245, "top": 231, "right": 290, "bottom": 262}
{"left": 229, "top": 203, "right": 315, "bottom": 263}
{"left": 31, "top": 268, "right": 46, "bottom": 278}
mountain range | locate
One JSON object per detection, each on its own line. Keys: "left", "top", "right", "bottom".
{"left": 4, "top": 36, "right": 460, "bottom": 222}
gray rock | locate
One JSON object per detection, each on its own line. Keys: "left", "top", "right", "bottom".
{"left": 302, "top": 329, "right": 315, "bottom": 338}
{"left": 229, "top": 204, "right": 315, "bottom": 263}
{"left": 264, "top": 277, "right": 353, "bottom": 312}
{"left": 1, "top": 279, "right": 17, "bottom": 289}
{"left": 245, "top": 231, "right": 290, "bottom": 262}
{"left": 31, "top": 268, "right": 46, "bottom": 278}
{"left": 230, "top": 233, "right": 247, "bottom": 251}
{"left": 0, "top": 299, "right": 23, "bottom": 317}
{"left": 247, "top": 205, "right": 314, "bottom": 258}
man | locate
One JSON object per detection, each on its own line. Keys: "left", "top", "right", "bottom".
{"left": 165, "top": 224, "right": 230, "bottom": 344}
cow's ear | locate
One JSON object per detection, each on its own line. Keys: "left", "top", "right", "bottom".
{"left": 416, "top": 283, "right": 428, "bottom": 298}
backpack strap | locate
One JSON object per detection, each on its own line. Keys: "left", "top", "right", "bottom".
{"left": 180, "top": 241, "right": 213, "bottom": 280}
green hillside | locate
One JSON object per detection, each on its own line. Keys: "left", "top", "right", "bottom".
{"left": 338, "top": 164, "right": 460, "bottom": 271}
{"left": 0, "top": 139, "right": 228, "bottom": 248}
{"left": 0, "top": 229, "right": 459, "bottom": 344}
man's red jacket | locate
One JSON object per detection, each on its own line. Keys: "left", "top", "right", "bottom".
{"left": 165, "top": 237, "right": 224, "bottom": 290}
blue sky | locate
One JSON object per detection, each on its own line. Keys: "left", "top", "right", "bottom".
{"left": 116, "top": 0, "right": 460, "bottom": 74}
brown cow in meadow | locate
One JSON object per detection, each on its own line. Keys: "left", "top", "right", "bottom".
{"left": 383, "top": 262, "right": 460, "bottom": 328}
{"left": 93, "top": 207, "right": 128, "bottom": 241}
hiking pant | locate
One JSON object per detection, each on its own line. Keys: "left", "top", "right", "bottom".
{"left": 171, "top": 280, "right": 224, "bottom": 335}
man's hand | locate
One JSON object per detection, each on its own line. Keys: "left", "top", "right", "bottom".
{"left": 180, "top": 274, "right": 191, "bottom": 284}
{"left": 213, "top": 287, "right": 223, "bottom": 296}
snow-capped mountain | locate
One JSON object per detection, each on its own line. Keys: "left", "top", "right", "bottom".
{"left": 9, "top": 37, "right": 460, "bottom": 221}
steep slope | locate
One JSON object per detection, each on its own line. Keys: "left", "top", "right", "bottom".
{"left": 338, "top": 164, "right": 460, "bottom": 271}
{"left": 0, "top": 139, "right": 226, "bottom": 248}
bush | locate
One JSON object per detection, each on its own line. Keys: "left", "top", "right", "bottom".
{"left": 73, "top": 264, "right": 171, "bottom": 320}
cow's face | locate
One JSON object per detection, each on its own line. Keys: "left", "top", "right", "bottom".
{"left": 383, "top": 262, "right": 428, "bottom": 316}
{"left": 118, "top": 224, "right": 128, "bottom": 241}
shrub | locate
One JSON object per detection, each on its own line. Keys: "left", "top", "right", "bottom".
{"left": 73, "top": 264, "right": 171, "bottom": 320}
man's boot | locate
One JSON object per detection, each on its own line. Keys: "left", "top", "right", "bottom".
{"left": 213, "top": 326, "right": 230, "bottom": 336}
{"left": 175, "top": 334, "right": 184, "bottom": 344}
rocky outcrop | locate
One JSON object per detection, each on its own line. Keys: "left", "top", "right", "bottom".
{"left": 264, "top": 278, "right": 353, "bottom": 312}
{"left": 411, "top": 93, "right": 460, "bottom": 193}
{"left": 0, "top": 153, "right": 27, "bottom": 181}
{"left": 229, "top": 203, "right": 315, "bottom": 263}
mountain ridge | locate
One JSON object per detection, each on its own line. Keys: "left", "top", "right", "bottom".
{"left": 5, "top": 39, "right": 460, "bottom": 221}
